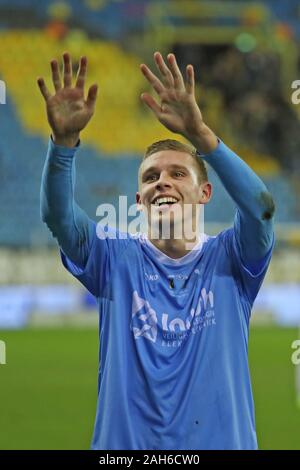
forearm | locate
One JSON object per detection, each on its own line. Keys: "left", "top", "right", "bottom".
{"left": 40, "top": 138, "right": 94, "bottom": 268}
{"left": 199, "top": 140, "right": 275, "bottom": 219}
{"left": 186, "top": 117, "right": 272, "bottom": 216}
{"left": 199, "top": 140, "right": 275, "bottom": 261}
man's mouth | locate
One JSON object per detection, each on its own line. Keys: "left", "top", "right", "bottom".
{"left": 152, "top": 196, "right": 179, "bottom": 206}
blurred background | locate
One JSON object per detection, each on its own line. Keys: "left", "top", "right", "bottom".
{"left": 0, "top": 0, "right": 300, "bottom": 450}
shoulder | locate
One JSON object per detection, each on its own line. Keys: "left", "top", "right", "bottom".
{"left": 202, "top": 228, "right": 234, "bottom": 251}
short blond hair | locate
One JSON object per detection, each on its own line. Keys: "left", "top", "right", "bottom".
{"left": 142, "top": 139, "right": 208, "bottom": 183}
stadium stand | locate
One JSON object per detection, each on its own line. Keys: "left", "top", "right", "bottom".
{"left": 0, "top": 3, "right": 300, "bottom": 452}
{"left": 0, "top": 0, "right": 299, "bottom": 248}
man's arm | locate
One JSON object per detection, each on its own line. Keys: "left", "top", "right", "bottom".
{"left": 41, "top": 138, "right": 95, "bottom": 269}
{"left": 199, "top": 141, "right": 275, "bottom": 269}
{"left": 38, "top": 53, "right": 98, "bottom": 268}
{"left": 140, "top": 52, "right": 275, "bottom": 266}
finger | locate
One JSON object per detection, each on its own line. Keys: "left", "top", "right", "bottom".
{"left": 37, "top": 77, "right": 51, "bottom": 101}
{"left": 50, "top": 59, "right": 62, "bottom": 92}
{"left": 86, "top": 83, "right": 98, "bottom": 109}
{"left": 140, "top": 64, "right": 164, "bottom": 95}
{"left": 76, "top": 56, "right": 87, "bottom": 90}
{"left": 167, "top": 53, "right": 185, "bottom": 89}
{"left": 140, "top": 92, "right": 161, "bottom": 117}
{"left": 154, "top": 51, "right": 174, "bottom": 87}
{"left": 185, "top": 64, "right": 195, "bottom": 95}
{"left": 63, "top": 52, "right": 72, "bottom": 88}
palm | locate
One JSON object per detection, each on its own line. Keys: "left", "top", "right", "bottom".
{"left": 47, "top": 88, "right": 92, "bottom": 136}
{"left": 159, "top": 89, "right": 202, "bottom": 136}
{"left": 37, "top": 53, "right": 98, "bottom": 141}
{"left": 140, "top": 52, "right": 203, "bottom": 139}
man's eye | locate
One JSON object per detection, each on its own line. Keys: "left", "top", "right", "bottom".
{"left": 174, "top": 171, "right": 184, "bottom": 177}
{"left": 147, "top": 175, "right": 158, "bottom": 181}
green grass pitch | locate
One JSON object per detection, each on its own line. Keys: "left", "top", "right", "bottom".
{"left": 0, "top": 326, "right": 299, "bottom": 449}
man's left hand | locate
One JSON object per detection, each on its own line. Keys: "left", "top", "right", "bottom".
{"left": 140, "top": 52, "right": 218, "bottom": 154}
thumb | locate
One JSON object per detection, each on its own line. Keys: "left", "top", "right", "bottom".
{"left": 141, "top": 93, "right": 161, "bottom": 118}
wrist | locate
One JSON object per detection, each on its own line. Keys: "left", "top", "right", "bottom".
{"left": 186, "top": 124, "right": 218, "bottom": 154}
{"left": 52, "top": 132, "right": 80, "bottom": 148}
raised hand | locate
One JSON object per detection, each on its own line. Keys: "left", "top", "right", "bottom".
{"left": 140, "top": 52, "right": 217, "bottom": 153}
{"left": 37, "top": 52, "right": 98, "bottom": 147}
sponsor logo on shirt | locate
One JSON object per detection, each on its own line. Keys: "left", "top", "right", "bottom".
{"left": 168, "top": 273, "right": 189, "bottom": 281}
{"left": 131, "top": 289, "right": 215, "bottom": 348}
{"left": 131, "top": 291, "right": 158, "bottom": 343}
{"left": 144, "top": 272, "right": 160, "bottom": 281}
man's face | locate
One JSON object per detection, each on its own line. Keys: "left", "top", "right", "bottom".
{"left": 136, "top": 150, "right": 211, "bottom": 238}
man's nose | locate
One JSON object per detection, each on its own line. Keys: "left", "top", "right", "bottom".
{"left": 155, "top": 172, "right": 172, "bottom": 189}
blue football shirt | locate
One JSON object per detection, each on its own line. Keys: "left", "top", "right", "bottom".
{"left": 61, "top": 222, "right": 273, "bottom": 450}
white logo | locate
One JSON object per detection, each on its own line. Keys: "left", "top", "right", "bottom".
{"left": 131, "top": 291, "right": 158, "bottom": 342}
{"left": 168, "top": 273, "right": 188, "bottom": 281}
{"left": 130, "top": 289, "right": 215, "bottom": 347}
{"left": 162, "top": 288, "right": 214, "bottom": 332}
{"left": 0, "top": 80, "right": 6, "bottom": 104}
{"left": 145, "top": 272, "right": 159, "bottom": 281}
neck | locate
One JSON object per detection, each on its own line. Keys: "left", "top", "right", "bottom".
{"left": 148, "top": 235, "right": 200, "bottom": 259}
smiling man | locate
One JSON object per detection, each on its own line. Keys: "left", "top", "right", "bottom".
{"left": 39, "top": 51, "right": 275, "bottom": 450}
{"left": 137, "top": 139, "right": 211, "bottom": 257}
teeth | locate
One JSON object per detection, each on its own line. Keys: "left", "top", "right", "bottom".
{"left": 154, "top": 197, "right": 178, "bottom": 206}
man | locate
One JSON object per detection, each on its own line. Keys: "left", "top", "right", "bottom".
{"left": 38, "top": 51, "right": 275, "bottom": 450}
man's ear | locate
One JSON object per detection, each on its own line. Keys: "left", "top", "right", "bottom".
{"left": 199, "top": 182, "right": 212, "bottom": 204}
{"left": 136, "top": 192, "right": 143, "bottom": 211}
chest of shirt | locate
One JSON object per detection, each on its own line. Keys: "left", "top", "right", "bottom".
{"left": 102, "top": 244, "right": 245, "bottom": 349}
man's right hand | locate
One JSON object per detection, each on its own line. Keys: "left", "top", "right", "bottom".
{"left": 37, "top": 52, "right": 98, "bottom": 147}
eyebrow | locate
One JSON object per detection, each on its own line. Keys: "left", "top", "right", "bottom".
{"left": 142, "top": 164, "right": 189, "bottom": 179}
